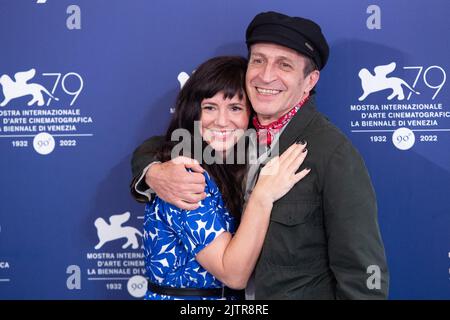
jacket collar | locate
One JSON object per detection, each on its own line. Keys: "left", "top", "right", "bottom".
{"left": 271, "top": 94, "right": 318, "bottom": 155}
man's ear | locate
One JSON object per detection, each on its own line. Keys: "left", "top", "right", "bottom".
{"left": 306, "top": 70, "right": 320, "bottom": 93}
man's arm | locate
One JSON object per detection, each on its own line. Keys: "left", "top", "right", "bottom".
{"left": 130, "top": 135, "right": 207, "bottom": 208}
{"left": 130, "top": 136, "right": 165, "bottom": 203}
{"left": 323, "top": 140, "right": 389, "bottom": 299}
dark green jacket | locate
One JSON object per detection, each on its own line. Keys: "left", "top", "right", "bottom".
{"left": 130, "top": 96, "right": 389, "bottom": 299}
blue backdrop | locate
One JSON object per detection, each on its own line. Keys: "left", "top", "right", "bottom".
{"left": 0, "top": 0, "right": 449, "bottom": 299}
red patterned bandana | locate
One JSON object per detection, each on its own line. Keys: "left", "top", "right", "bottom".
{"left": 252, "top": 94, "right": 309, "bottom": 146}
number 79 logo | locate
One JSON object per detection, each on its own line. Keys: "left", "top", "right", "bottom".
{"left": 42, "top": 72, "right": 84, "bottom": 106}
{"left": 403, "top": 65, "right": 446, "bottom": 100}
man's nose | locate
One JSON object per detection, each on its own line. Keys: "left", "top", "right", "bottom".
{"left": 260, "top": 62, "right": 276, "bottom": 83}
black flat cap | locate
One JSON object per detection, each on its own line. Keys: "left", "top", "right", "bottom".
{"left": 246, "top": 11, "right": 329, "bottom": 70}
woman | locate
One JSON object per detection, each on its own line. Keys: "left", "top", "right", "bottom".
{"left": 143, "top": 56, "right": 309, "bottom": 300}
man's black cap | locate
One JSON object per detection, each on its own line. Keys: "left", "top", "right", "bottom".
{"left": 246, "top": 11, "right": 329, "bottom": 70}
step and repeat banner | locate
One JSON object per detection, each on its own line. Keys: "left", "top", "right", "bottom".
{"left": 0, "top": 0, "right": 449, "bottom": 299}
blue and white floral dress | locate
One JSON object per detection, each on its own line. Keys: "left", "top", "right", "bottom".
{"left": 143, "top": 171, "right": 239, "bottom": 300}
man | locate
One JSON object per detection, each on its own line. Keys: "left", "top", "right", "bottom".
{"left": 131, "top": 11, "right": 389, "bottom": 299}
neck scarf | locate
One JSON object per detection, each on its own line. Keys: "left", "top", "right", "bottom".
{"left": 252, "top": 94, "right": 309, "bottom": 146}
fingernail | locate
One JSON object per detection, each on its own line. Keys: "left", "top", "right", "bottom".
{"left": 296, "top": 139, "right": 306, "bottom": 145}
{"left": 302, "top": 148, "right": 308, "bottom": 153}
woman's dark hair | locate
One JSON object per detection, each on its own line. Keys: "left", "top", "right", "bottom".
{"left": 157, "top": 56, "right": 251, "bottom": 222}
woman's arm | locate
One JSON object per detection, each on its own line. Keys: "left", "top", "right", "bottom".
{"left": 196, "top": 142, "right": 309, "bottom": 289}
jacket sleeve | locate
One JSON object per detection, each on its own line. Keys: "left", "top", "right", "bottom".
{"left": 323, "top": 140, "right": 389, "bottom": 299}
{"left": 129, "top": 135, "right": 165, "bottom": 203}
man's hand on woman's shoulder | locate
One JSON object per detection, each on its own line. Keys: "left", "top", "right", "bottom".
{"left": 147, "top": 156, "right": 206, "bottom": 210}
